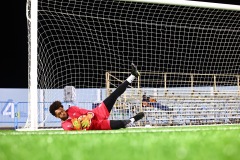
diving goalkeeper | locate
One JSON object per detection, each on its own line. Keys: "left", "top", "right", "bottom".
{"left": 49, "top": 63, "right": 144, "bottom": 131}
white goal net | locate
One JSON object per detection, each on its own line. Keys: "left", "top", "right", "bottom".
{"left": 22, "top": 0, "right": 240, "bottom": 130}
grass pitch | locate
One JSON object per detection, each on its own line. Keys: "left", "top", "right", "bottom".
{"left": 0, "top": 125, "right": 240, "bottom": 160}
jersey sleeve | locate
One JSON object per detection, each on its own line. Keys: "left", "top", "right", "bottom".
{"left": 68, "top": 106, "right": 89, "bottom": 116}
{"left": 62, "top": 120, "right": 74, "bottom": 130}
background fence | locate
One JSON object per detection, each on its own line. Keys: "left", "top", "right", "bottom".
{"left": 1, "top": 99, "right": 239, "bottom": 129}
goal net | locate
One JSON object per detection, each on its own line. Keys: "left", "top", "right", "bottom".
{"left": 21, "top": 0, "right": 240, "bottom": 130}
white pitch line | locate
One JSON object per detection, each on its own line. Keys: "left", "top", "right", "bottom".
{"left": 1, "top": 125, "right": 240, "bottom": 136}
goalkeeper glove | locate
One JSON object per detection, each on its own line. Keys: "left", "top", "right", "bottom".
{"left": 71, "top": 118, "right": 82, "bottom": 130}
{"left": 80, "top": 112, "right": 94, "bottom": 129}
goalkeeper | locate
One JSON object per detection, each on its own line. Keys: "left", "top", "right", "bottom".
{"left": 49, "top": 63, "right": 144, "bottom": 131}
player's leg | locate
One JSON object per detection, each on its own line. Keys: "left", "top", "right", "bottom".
{"left": 103, "top": 63, "right": 140, "bottom": 113}
{"left": 110, "top": 120, "right": 130, "bottom": 129}
{"left": 110, "top": 112, "right": 145, "bottom": 129}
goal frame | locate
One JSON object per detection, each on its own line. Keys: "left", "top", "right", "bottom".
{"left": 27, "top": 0, "right": 38, "bottom": 130}
{"left": 26, "top": 0, "right": 240, "bottom": 130}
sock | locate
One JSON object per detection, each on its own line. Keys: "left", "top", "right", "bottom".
{"left": 130, "top": 118, "right": 135, "bottom": 123}
{"left": 126, "top": 75, "right": 135, "bottom": 83}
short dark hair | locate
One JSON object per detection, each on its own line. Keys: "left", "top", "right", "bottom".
{"left": 49, "top": 101, "right": 63, "bottom": 116}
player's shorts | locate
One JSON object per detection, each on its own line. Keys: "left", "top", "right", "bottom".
{"left": 89, "top": 102, "right": 111, "bottom": 130}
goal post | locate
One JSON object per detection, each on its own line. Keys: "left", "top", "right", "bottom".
{"left": 22, "top": 0, "right": 240, "bottom": 130}
{"left": 21, "top": 0, "right": 38, "bottom": 131}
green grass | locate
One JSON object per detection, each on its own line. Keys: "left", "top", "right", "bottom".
{"left": 1, "top": 125, "right": 240, "bottom": 160}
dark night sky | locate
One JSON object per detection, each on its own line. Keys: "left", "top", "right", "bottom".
{"left": 1, "top": 0, "right": 28, "bottom": 88}
{"left": 1, "top": 0, "right": 239, "bottom": 88}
